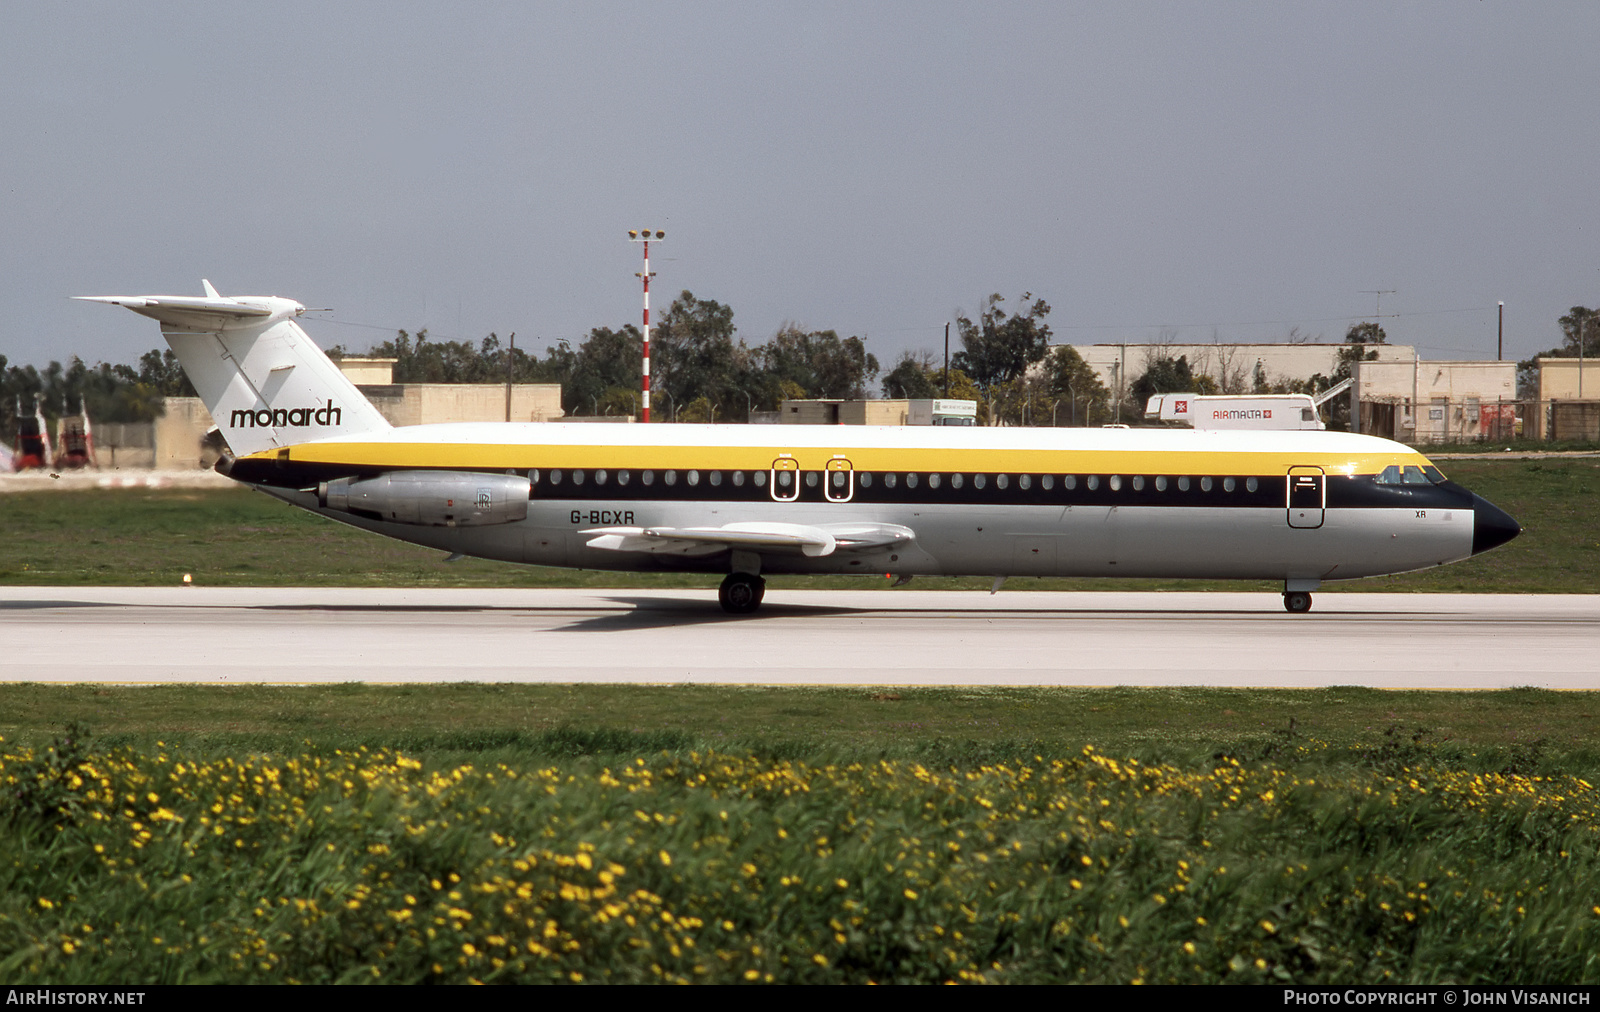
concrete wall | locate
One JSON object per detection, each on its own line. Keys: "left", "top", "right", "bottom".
{"left": 775, "top": 400, "right": 911, "bottom": 425}
{"left": 1351, "top": 360, "right": 1517, "bottom": 443}
{"left": 96, "top": 422, "right": 155, "bottom": 469}
{"left": 840, "top": 400, "right": 909, "bottom": 425}
{"left": 154, "top": 397, "right": 217, "bottom": 469}
{"left": 335, "top": 357, "right": 398, "bottom": 384}
{"left": 1550, "top": 401, "right": 1600, "bottom": 441}
{"left": 357, "top": 384, "right": 563, "bottom": 426}
{"left": 1536, "top": 358, "right": 1600, "bottom": 401}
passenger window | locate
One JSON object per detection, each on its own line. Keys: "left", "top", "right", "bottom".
{"left": 642, "top": 470, "right": 654, "bottom": 486}
{"left": 951, "top": 473, "right": 964, "bottom": 489}
{"left": 664, "top": 471, "right": 677, "bottom": 486}
{"left": 732, "top": 471, "right": 745, "bottom": 487}
{"left": 929, "top": 474, "right": 942, "bottom": 489}
{"left": 595, "top": 469, "right": 608, "bottom": 485}
{"left": 1063, "top": 475, "right": 1076, "bottom": 490}
{"left": 1201, "top": 477, "right": 1213, "bottom": 492}
{"left": 709, "top": 471, "right": 722, "bottom": 486}
{"left": 528, "top": 469, "right": 540, "bottom": 484}
{"left": 1086, "top": 476, "right": 1099, "bottom": 491}
{"left": 906, "top": 473, "right": 919, "bottom": 489}
{"left": 1178, "top": 476, "right": 1190, "bottom": 492}
{"left": 1223, "top": 477, "right": 1236, "bottom": 492}
{"left": 859, "top": 472, "right": 873, "bottom": 488}
{"left": 572, "top": 470, "right": 585, "bottom": 485}
{"left": 617, "top": 470, "right": 630, "bottom": 486}
{"left": 1155, "top": 476, "right": 1167, "bottom": 492}
{"left": 972, "top": 474, "right": 985, "bottom": 490}
{"left": 996, "top": 474, "right": 1009, "bottom": 490}
{"left": 1019, "top": 475, "right": 1031, "bottom": 490}
{"left": 1108, "top": 475, "right": 1121, "bottom": 491}
{"left": 1131, "top": 476, "right": 1144, "bottom": 491}
{"left": 549, "top": 469, "right": 563, "bottom": 485}
{"left": 805, "top": 472, "right": 818, "bottom": 488}
{"left": 1246, "top": 477, "right": 1258, "bottom": 493}
{"left": 1040, "top": 475, "right": 1052, "bottom": 491}
{"left": 687, "top": 470, "right": 700, "bottom": 487}
{"left": 754, "top": 471, "right": 768, "bottom": 487}
{"left": 883, "top": 473, "right": 897, "bottom": 489}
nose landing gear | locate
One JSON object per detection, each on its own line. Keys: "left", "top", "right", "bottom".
{"left": 719, "top": 572, "right": 766, "bottom": 614}
{"left": 1283, "top": 591, "right": 1313, "bottom": 614}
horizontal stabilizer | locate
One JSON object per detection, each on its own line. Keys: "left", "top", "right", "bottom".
{"left": 76, "top": 281, "right": 391, "bottom": 456}
{"left": 73, "top": 295, "right": 272, "bottom": 326}
{"left": 582, "top": 521, "right": 915, "bottom": 558}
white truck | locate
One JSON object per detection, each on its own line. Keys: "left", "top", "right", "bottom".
{"left": 1144, "top": 380, "right": 1351, "bottom": 431}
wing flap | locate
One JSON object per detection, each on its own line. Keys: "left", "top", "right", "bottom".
{"left": 581, "top": 521, "right": 916, "bottom": 558}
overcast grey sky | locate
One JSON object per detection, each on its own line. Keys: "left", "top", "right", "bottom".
{"left": 5, "top": 1, "right": 1599, "bottom": 374}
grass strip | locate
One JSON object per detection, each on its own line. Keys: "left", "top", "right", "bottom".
{"left": 3, "top": 729, "right": 1599, "bottom": 983}
{"left": 2, "top": 459, "right": 1596, "bottom": 591}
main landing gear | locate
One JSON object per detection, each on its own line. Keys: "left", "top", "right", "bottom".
{"left": 1283, "top": 591, "right": 1313, "bottom": 614}
{"left": 719, "top": 572, "right": 766, "bottom": 615}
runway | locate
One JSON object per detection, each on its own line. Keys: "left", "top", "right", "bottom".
{"left": 0, "top": 588, "right": 1594, "bottom": 688}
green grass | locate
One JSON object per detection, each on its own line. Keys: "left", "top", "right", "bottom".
{"left": 2, "top": 459, "right": 1595, "bottom": 591}
{"left": 0, "top": 683, "right": 1594, "bottom": 774}
{"left": 3, "top": 714, "right": 1600, "bottom": 983}
{"left": 2, "top": 685, "right": 1598, "bottom": 984}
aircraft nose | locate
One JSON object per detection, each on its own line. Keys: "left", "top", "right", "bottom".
{"left": 1471, "top": 493, "right": 1520, "bottom": 556}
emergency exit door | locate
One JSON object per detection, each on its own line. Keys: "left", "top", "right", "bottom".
{"left": 1287, "top": 466, "right": 1324, "bottom": 529}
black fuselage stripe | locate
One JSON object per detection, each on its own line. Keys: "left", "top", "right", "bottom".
{"left": 232, "top": 459, "right": 1474, "bottom": 512}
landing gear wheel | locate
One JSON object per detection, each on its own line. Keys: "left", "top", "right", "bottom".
{"left": 719, "top": 572, "right": 766, "bottom": 615}
{"left": 1283, "top": 591, "right": 1313, "bottom": 614}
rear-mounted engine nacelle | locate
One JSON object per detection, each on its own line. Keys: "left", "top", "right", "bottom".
{"left": 318, "top": 471, "right": 530, "bottom": 527}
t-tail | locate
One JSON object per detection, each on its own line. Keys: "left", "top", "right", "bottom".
{"left": 75, "top": 281, "right": 390, "bottom": 457}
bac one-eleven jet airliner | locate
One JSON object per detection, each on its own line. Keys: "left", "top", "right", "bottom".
{"left": 78, "top": 283, "right": 1520, "bottom": 614}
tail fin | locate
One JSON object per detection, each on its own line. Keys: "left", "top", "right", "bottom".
{"left": 76, "top": 282, "right": 390, "bottom": 456}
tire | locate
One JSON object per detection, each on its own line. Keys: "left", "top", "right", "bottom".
{"left": 719, "top": 573, "right": 765, "bottom": 615}
{"left": 1283, "top": 591, "right": 1313, "bottom": 614}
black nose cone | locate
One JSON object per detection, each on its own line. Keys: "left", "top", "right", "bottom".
{"left": 1471, "top": 494, "right": 1520, "bottom": 556}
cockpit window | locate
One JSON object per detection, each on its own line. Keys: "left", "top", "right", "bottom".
{"left": 1376, "top": 463, "right": 1447, "bottom": 485}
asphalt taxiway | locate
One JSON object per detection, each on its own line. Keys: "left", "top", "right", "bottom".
{"left": 1, "top": 588, "right": 1594, "bottom": 688}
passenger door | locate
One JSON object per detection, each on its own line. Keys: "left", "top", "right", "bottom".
{"left": 825, "top": 457, "right": 855, "bottom": 503}
{"left": 771, "top": 457, "right": 800, "bottom": 502}
{"left": 1287, "top": 466, "right": 1324, "bottom": 529}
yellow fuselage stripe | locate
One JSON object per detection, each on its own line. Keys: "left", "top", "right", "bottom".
{"left": 262, "top": 442, "right": 1434, "bottom": 478}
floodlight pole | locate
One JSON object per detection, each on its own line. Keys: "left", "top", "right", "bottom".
{"left": 629, "top": 229, "right": 665, "bottom": 421}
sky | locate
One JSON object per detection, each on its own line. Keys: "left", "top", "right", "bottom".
{"left": 5, "top": 1, "right": 1600, "bottom": 377}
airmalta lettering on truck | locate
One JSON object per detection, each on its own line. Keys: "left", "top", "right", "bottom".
{"left": 1212, "top": 408, "right": 1272, "bottom": 420}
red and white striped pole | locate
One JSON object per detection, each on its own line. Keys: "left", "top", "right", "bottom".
{"left": 629, "top": 229, "right": 664, "bottom": 422}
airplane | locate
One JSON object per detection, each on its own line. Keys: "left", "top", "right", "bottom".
{"left": 77, "top": 282, "right": 1520, "bottom": 615}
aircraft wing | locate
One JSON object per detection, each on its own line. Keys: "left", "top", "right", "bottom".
{"left": 581, "top": 521, "right": 915, "bottom": 558}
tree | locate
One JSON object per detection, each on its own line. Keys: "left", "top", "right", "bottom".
{"left": 563, "top": 326, "right": 642, "bottom": 416}
{"left": 950, "top": 293, "right": 1053, "bottom": 397}
{"left": 1557, "top": 306, "right": 1600, "bottom": 358}
{"left": 652, "top": 291, "right": 742, "bottom": 419}
{"left": 881, "top": 351, "right": 941, "bottom": 399}
{"left": 1041, "top": 346, "right": 1109, "bottom": 426}
{"left": 757, "top": 326, "right": 879, "bottom": 401}
{"left": 1130, "top": 353, "right": 1199, "bottom": 407}
{"left": 1343, "top": 321, "right": 1386, "bottom": 346}
{"left": 1517, "top": 306, "right": 1600, "bottom": 399}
